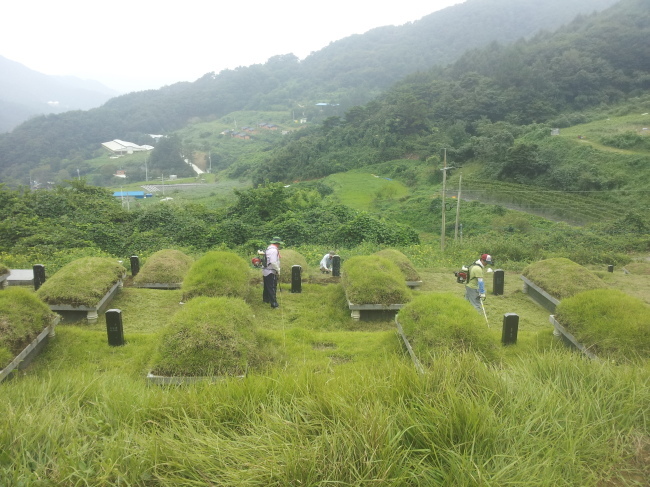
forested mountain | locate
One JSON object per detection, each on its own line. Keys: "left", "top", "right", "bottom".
{"left": 256, "top": 0, "right": 650, "bottom": 186}
{"left": 0, "top": 0, "right": 619, "bottom": 185}
{"left": 0, "top": 56, "right": 118, "bottom": 134}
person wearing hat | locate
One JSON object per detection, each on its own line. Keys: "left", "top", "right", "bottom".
{"left": 319, "top": 251, "right": 335, "bottom": 274}
{"left": 465, "top": 253, "right": 493, "bottom": 313}
{"left": 263, "top": 236, "right": 283, "bottom": 308}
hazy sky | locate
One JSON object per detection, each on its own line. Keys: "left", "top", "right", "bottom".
{"left": 1, "top": 0, "right": 464, "bottom": 94}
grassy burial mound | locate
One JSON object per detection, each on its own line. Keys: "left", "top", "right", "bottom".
{"left": 554, "top": 289, "right": 650, "bottom": 362}
{"left": 36, "top": 257, "right": 126, "bottom": 308}
{"left": 342, "top": 255, "right": 411, "bottom": 306}
{"left": 522, "top": 258, "right": 606, "bottom": 300}
{"left": 0, "top": 287, "right": 58, "bottom": 370}
{"left": 181, "top": 251, "right": 249, "bottom": 301}
{"left": 133, "top": 249, "right": 194, "bottom": 286}
{"left": 398, "top": 293, "right": 499, "bottom": 363}
{"left": 150, "top": 297, "right": 262, "bottom": 377}
{"left": 277, "top": 249, "right": 309, "bottom": 284}
{"left": 375, "top": 249, "right": 420, "bottom": 281}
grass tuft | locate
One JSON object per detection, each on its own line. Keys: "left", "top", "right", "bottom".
{"left": 0, "top": 287, "right": 58, "bottom": 368}
{"left": 181, "top": 251, "right": 249, "bottom": 301}
{"left": 342, "top": 256, "right": 412, "bottom": 305}
{"left": 555, "top": 289, "right": 650, "bottom": 361}
{"left": 36, "top": 257, "right": 126, "bottom": 307}
{"left": 151, "top": 296, "right": 261, "bottom": 377}
{"left": 522, "top": 257, "right": 607, "bottom": 300}
{"left": 375, "top": 248, "right": 420, "bottom": 281}
{"left": 133, "top": 249, "right": 194, "bottom": 285}
{"left": 398, "top": 293, "right": 500, "bottom": 363}
{"left": 278, "top": 248, "right": 310, "bottom": 283}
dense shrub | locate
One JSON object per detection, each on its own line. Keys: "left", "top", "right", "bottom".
{"left": 375, "top": 249, "right": 420, "bottom": 281}
{"left": 151, "top": 297, "right": 258, "bottom": 377}
{"left": 0, "top": 263, "right": 8, "bottom": 275}
{"left": 133, "top": 249, "right": 194, "bottom": 285}
{"left": 36, "top": 257, "right": 126, "bottom": 307}
{"left": 397, "top": 293, "right": 499, "bottom": 363}
{"left": 0, "top": 287, "right": 59, "bottom": 368}
{"left": 342, "top": 255, "right": 411, "bottom": 306}
{"left": 521, "top": 257, "right": 606, "bottom": 300}
{"left": 555, "top": 289, "right": 650, "bottom": 361}
{"left": 182, "top": 251, "right": 249, "bottom": 301}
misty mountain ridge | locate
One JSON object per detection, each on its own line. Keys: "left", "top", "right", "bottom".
{"left": 0, "top": 55, "right": 119, "bottom": 133}
{"left": 0, "top": 0, "right": 630, "bottom": 184}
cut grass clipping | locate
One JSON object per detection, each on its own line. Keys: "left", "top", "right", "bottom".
{"left": 151, "top": 296, "right": 260, "bottom": 377}
{"left": 375, "top": 248, "right": 420, "bottom": 281}
{"left": 133, "top": 249, "right": 194, "bottom": 285}
{"left": 277, "top": 249, "right": 309, "bottom": 283}
{"left": 342, "top": 255, "right": 411, "bottom": 306}
{"left": 554, "top": 289, "right": 650, "bottom": 362}
{"left": 522, "top": 257, "right": 606, "bottom": 300}
{"left": 0, "top": 287, "right": 58, "bottom": 369}
{"left": 36, "top": 257, "right": 126, "bottom": 307}
{"left": 397, "top": 293, "right": 500, "bottom": 364}
{"left": 182, "top": 251, "right": 249, "bottom": 301}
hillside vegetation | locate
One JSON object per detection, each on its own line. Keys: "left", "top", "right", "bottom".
{"left": 0, "top": 0, "right": 622, "bottom": 186}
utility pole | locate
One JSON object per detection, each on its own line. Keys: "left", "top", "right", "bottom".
{"left": 454, "top": 173, "right": 462, "bottom": 242}
{"left": 441, "top": 149, "right": 447, "bottom": 251}
{"left": 208, "top": 151, "right": 212, "bottom": 173}
{"left": 145, "top": 155, "right": 148, "bottom": 181}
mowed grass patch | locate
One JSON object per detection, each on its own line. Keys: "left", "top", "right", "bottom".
{"left": 27, "top": 325, "right": 159, "bottom": 377}
{"left": 89, "top": 288, "right": 184, "bottom": 334}
{"left": 246, "top": 283, "right": 383, "bottom": 332}
{"left": 325, "top": 171, "right": 409, "bottom": 212}
{"left": 261, "top": 328, "right": 402, "bottom": 371}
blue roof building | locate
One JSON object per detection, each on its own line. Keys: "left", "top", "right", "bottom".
{"left": 113, "top": 191, "right": 147, "bottom": 198}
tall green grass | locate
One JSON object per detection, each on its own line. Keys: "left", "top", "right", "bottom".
{"left": 0, "top": 287, "right": 58, "bottom": 368}
{"left": 555, "top": 289, "right": 650, "bottom": 362}
{"left": 1, "top": 353, "right": 647, "bottom": 485}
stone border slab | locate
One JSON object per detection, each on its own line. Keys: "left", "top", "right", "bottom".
{"left": 47, "top": 277, "right": 123, "bottom": 323}
{"left": 347, "top": 299, "right": 404, "bottom": 320}
{"left": 146, "top": 372, "right": 245, "bottom": 385}
{"left": 0, "top": 316, "right": 59, "bottom": 383}
{"left": 6, "top": 269, "right": 34, "bottom": 287}
{"left": 0, "top": 272, "right": 9, "bottom": 288}
{"left": 395, "top": 316, "right": 425, "bottom": 374}
{"left": 549, "top": 315, "right": 599, "bottom": 361}
{"left": 521, "top": 275, "right": 560, "bottom": 312}
{"left": 134, "top": 283, "right": 182, "bottom": 289}
{"left": 406, "top": 280, "right": 423, "bottom": 289}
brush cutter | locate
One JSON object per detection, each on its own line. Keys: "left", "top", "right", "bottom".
{"left": 480, "top": 298, "right": 489, "bottom": 327}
